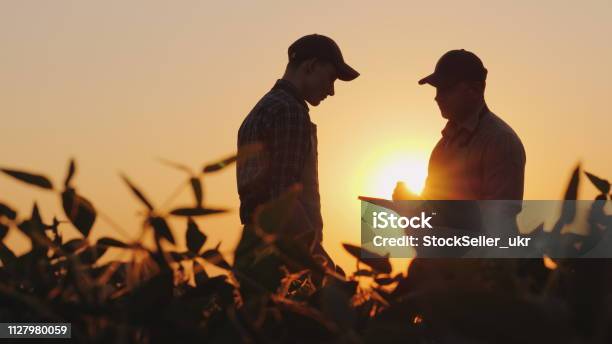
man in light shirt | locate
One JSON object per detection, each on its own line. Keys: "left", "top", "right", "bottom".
{"left": 418, "top": 49, "right": 526, "bottom": 204}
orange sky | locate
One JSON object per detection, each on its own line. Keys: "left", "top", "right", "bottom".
{"left": 1, "top": 1, "right": 610, "bottom": 273}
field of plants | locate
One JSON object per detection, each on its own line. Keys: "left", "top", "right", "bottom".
{"left": 1, "top": 157, "right": 611, "bottom": 343}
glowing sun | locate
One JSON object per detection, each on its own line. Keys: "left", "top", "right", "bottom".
{"left": 364, "top": 151, "right": 428, "bottom": 199}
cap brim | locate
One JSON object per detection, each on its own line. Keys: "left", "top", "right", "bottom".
{"left": 418, "top": 73, "right": 439, "bottom": 86}
{"left": 337, "top": 62, "right": 359, "bottom": 81}
{"left": 419, "top": 73, "right": 457, "bottom": 89}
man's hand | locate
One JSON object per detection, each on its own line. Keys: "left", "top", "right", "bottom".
{"left": 392, "top": 181, "right": 420, "bottom": 201}
{"left": 358, "top": 195, "right": 423, "bottom": 218}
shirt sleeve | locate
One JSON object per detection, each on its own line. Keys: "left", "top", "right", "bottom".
{"left": 422, "top": 139, "right": 447, "bottom": 199}
{"left": 481, "top": 132, "right": 526, "bottom": 200}
{"left": 265, "top": 102, "right": 311, "bottom": 199}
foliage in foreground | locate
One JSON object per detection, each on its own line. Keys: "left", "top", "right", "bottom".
{"left": 0, "top": 158, "right": 611, "bottom": 343}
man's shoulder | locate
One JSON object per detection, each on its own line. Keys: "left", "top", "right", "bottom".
{"left": 239, "top": 87, "right": 309, "bottom": 138}
{"left": 481, "top": 110, "right": 526, "bottom": 158}
{"left": 482, "top": 111, "right": 522, "bottom": 143}
{"left": 256, "top": 88, "right": 308, "bottom": 117}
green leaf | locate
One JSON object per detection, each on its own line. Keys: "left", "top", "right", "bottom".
{"left": 275, "top": 238, "right": 327, "bottom": 274}
{"left": 61, "top": 189, "right": 96, "bottom": 238}
{"left": 62, "top": 238, "right": 87, "bottom": 254}
{"left": 584, "top": 171, "right": 610, "bottom": 194}
{"left": 17, "top": 203, "right": 53, "bottom": 250}
{"left": 343, "top": 243, "right": 392, "bottom": 274}
{"left": 120, "top": 174, "right": 154, "bottom": 211}
{"left": 0, "top": 202, "right": 17, "bottom": 220}
{"left": 190, "top": 177, "right": 203, "bottom": 207}
{"left": 1, "top": 168, "right": 53, "bottom": 190}
{"left": 170, "top": 207, "right": 226, "bottom": 217}
{"left": 186, "top": 218, "right": 206, "bottom": 254}
{"left": 0, "top": 243, "right": 16, "bottom": 265}
{"left": 97, "top": 237, "right": 130, "bottom": 248}
{"left": 78, "top": 246, "right": 113, "bottom": 267}
{"left": 169, "top": 251, "right": 188, "bottom": 262}
{"left": 193, "top": 260, "right": 209, "bottom": 286}
{"left": 203, "top": 155, "right": 236, "bottom": 173}
{"left": 149, "top": 216, "right": 175, "bottom": 244}
{"left": 374, "top": 277, "right": 395, "bottom": 285}
{"left": 353, "top": 269, "right": 374, "bottom": 277}
{"left": 557, "top": 164, "right": 580, "bottom": 228}
{"left": 201, "top": 249, "right": 231, "bottom": 270}
{"left": 64, "top": 159, "right": 76, "bottom": 187}
{"left": 157, "top": 157, "right": 193, "bottom": 174}
{"left": 0, "top": 223, "right": 8, "bottom": 241}
{"left": 30, "top": 203, "right": 43, "bottom": 227}
{"left": 254, "top": 184, "right": 302, "bottom": 234}
{"left": 563, "top": 164, "right": 580, "bottom": 201}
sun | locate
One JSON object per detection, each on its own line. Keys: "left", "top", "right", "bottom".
{"left": 363, "top": 150, "right": 429, "bottom": 199}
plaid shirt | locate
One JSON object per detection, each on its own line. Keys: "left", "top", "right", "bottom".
{"left": 237, "top": 79, "right": 312, "bottom": 224}
{"left": 424, "top": 104, "right": 526, "bottom": 202}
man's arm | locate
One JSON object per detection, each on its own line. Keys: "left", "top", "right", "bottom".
{"left": 264, "top": 102, "right": 318, "bottom": 246}
{"left": 479, "top": 132, "right": 526, "bottom": 236}
{"left": 481, "top": 132, "right": 526, "bottom": 200}
{"left": 266, "top": 102, "right": 311, "bottom": 199}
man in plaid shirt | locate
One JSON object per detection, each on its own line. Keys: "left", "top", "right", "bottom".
{"left": 236, "top": 34, "right": 358, "bottom": 281}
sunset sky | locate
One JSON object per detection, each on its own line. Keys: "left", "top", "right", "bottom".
{"left": 1, "top": 1, "right": 610, "bottom": 272}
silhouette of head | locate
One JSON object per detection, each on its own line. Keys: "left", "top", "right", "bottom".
{"left": 419, "top": 50, "right": 487, "bottom": 120}
{"left": 284, "top": 34, "right": 359, "bottom": 106}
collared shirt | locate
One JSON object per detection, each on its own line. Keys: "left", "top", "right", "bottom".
{"left": 423, "top": 104, "right": 526, "bottom": 201}
{"left": 237, "top": 79, "right": 317, "bottom": 225}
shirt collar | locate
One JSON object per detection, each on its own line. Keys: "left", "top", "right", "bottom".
{"left": 272, "top": 79, "right": 309, "bottom": 111}
{"left": 441, "top": 103, "right": 487, "bottom": 138}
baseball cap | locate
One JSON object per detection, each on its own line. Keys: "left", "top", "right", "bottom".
{"left": 418, "top": 49, "right": 487, "bottom": 88}
{"left": 288, "top": 34, "right": 359, "bottom": 81}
